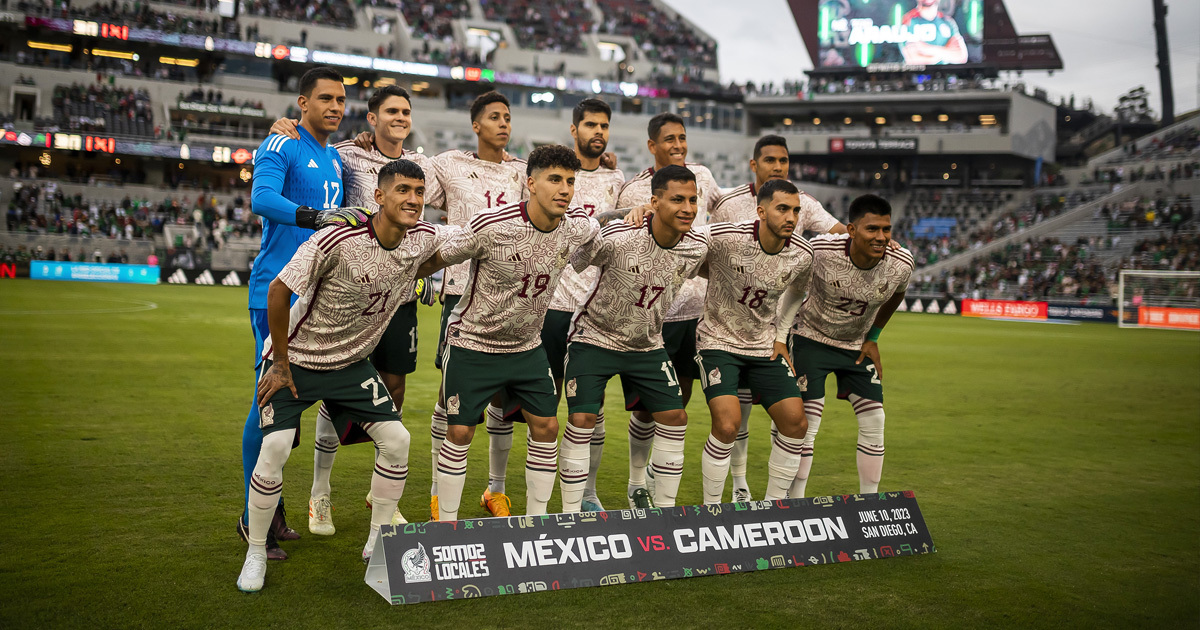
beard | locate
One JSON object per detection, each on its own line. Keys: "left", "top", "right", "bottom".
{"left": 577, "top": 138, "right": 606, "bottom": 159}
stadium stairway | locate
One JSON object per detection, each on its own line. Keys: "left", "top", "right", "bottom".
{"left": 916, "top": 178, "right": 1200, "bottom": 277}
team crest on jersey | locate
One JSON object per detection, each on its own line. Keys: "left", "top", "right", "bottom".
{"left": 557, "top": 246, "right": 570, "bottom": 267}
{"left": 259, "top": 403, "right": 275, "bottom": 428}
{"left": 797, "top": 375, "right": 808, "bottom": 392}
{"left": 566, "top": 378, "right": 578, "bottom": 398}
{"left": 876, "top": 282, "right": 890, "bottom": 298}
{"left": 333, "top": 161, "right": 342, "bottom": 178}
{"left": 708, "top": 368, "right": 722, "bottom": 386}
{"left": 447, "top": 394, "right": 461, "bottom": 415}
{"left": 401, "top": 543, "right": 432, "bottom": 583}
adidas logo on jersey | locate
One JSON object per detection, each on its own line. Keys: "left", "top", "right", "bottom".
{"left": 355, "top": 272, "right": 372, "bottom": 284}
{"left": 307, "top": 159, "right": 319, "bottom": 168}
{"left": 507, "top": 253, "right": 522, "bottom": 262}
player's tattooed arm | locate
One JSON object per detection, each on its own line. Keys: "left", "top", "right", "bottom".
{"left": 268, "top": 118, "right": 301, "bottom": 140}
{"left": 855, "top": 290, "right": 906, "bottom": 379}
{"left": 593, "top": 207, "right": 629, "bottom": 226}
{"left": 258, "top": 279, "right": 300, "bottom": 406}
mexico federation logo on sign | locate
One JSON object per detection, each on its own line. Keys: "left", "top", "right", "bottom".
{"left": 401, "top": 543, "right": 432, "bottom": 583}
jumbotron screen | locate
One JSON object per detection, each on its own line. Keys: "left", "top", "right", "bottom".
{"left": 817, "top": 0, "right": 984, "bottom": 68}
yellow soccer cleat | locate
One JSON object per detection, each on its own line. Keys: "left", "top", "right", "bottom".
{"left": 430, "top": 495, "right": 440, "bottom": 522}
{"left": 480, "top": 489, "right": 512, "bottom": 517}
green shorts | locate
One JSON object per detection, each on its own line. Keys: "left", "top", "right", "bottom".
{"left": 790, "top": 335, "right": 884, "bottom": 403}
{"left": 370, "top": 300, "right": 418, "bottom": 375}
{"left": 564, "top": 342, "right": 684, "bottom": 415}
{"left": 257, "top": 359, "right": 400, "bottom": 443}
{"left": 694, "top": 349, "right": 801, "bottom": 409}
{"left": 441, "top": 344, "right": 558, "bottom": 426}
{"left": 540, "top": 309, "right": 573, "bottom": 382}
{"left": 663, "top": 319, "right": 699, "bottom": 380}
{"left": 434, "top": 294, "right": 461, "bottom": 370}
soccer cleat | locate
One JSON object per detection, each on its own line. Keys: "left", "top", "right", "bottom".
{"left": 365, "top": 491, "right": 408, "bottom": 526}
{"left": 581, "top": 495, "right": 605, "bottom": 513}
{"left": 236, "top": 517, "right": 287, "bottom": 561}
{"left": 480, "top": 489, "right": 512, "bottom": 517}
{"left": 732, "top": 487, "right": 752, "bottom": 504}
{"left": 362, "top": 528, "right": 380, "bottom": 564}
{"left": 271, "top": 502, "right": 301, "bottom": 541}
{"left": 236, "top": 552, "right": 267, "bottom": 593}
{"left": 430, "top": 495, "right": 439, "bottom": 521}
{"left": 628, "top": 487, "right": 653, "bottom": 509}
{"left": 308, "top": 496, "right": 336, "bottom": 536}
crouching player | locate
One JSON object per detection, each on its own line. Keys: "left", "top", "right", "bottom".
{"left": 238, "top": 160, "right": 449, "bottom": 592}
{"left": 696, "top": 179, "right": 814, "bottom": 503}
{"left": 789, "top": 194, "right": 913, "bottom": 497}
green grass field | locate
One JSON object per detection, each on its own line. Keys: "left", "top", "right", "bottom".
{"left": 1, "top": 280, "right": 1198, "bottom": 628}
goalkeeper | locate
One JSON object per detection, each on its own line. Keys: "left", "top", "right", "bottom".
{"left": 238, "top": 67, "right": 373, "bottom": 559}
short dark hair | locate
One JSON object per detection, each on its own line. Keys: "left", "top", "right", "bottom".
{"left": 753, "top": 134, "right": 788, "bottom": 159}
{"left": 470, "top": 91, "right": 510, "bottom": 122}
{"left": 650, "top": 164, "right": 696, "bottom": 197}
{"left": 648, "top": 112, "right": 685, "bottom": 141}
{"left": 299, "top": 67, "right": 344, "bottom": 98}
{"left": 757, "top": 178, "right": 799, "bottom": 205}
{"left": 573, "top": 98, "right": 612, "bottom": 127}
{"left": 848, "top": 194, "right": 892, "bottom": 223}
{"left": 368, "top": 85, "right": 412, "bottom": 114}
{"left": 526, "top": 144, "right": 581, "bottom": 176}
{"left": 378, "top": 159, "right": 425, "bottom": 188}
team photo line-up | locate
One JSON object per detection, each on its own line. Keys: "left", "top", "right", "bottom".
{"left": 235, "top": 66, "right": 915, "bottom": 592}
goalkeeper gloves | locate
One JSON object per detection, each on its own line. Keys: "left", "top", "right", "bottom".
{"left": 415, "top": 276, "right": 437, "bottom": 306}
{"left": 296, "top": 205, "right": 372, "bottom": 230}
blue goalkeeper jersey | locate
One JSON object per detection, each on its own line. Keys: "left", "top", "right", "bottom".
{"left": 248, "top": 126, "right": 344, "bottom": 309}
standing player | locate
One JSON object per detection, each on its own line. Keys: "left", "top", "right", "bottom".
{"left": 426, "top": 91, "right": 530, "bottom": 520}
{"left": 709, "top": 134, "right": 845, "bottom": 502}
{"left": 239, "top": 67, "right": 370, "bottom": 559}
{"left": 616, "top": 114, "right": 722, "bottom": 502}
{"left": 561, "top": 165, "right": 708, "bottom": 511}
{"left": 788, "top": 194, "right": 914, "bottom": 498}
{"left": 237, "top": 159, "right": 446, "bottom": 592}
{"left": 479, "top": 98, "right": 627, "bottom": 515}
{"left": 695, "top": 179, "right": 813, "bottom": 504}
{"left": 269, "top": 85, "right": 440, "bottom": 534}
{"left": 417, "top": 145, "right": 599, "bottom": 521}
{"left": 900, "top": 0, "right": 969, "bottom": 65}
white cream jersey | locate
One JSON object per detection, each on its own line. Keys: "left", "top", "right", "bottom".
{"left": 266, "top": 221, "right": 451, "bottom": 370}
{"left": 568, "top": 218, "right": 709, "bottom": 352}
{"left": 334, "top": 141, "right": 441, "bottom": 213}
{"left": 548, "top": 165, "right": 626, "bottom": 313}
{"left": 617, "top": 163, "right": 722, "bottom": 322}
{"left": 697, "top": 221, "right": 814, "bottom": 357}
{"left": 793, "top": 233, "right": 915, "bottom": 351}
{"left": 711, "top": 182, "right": 840, "bottom": 232}
{"left": 442, "top": 202, "right": 600, "bottom": 353}
{"left": 429, "top": 150, "right": 529, "bottom": 296}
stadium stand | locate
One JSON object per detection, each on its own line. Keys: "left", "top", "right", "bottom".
{"left": 49, "top": 83, "right": 155, "bottom": 139}
{"left": 481, "top": 0, "right": 593, "bottom": 54}
{"left": 19, "top": 0, "right": 237, "bottom": 38}
{"left": 596, "top": 0, "right": 718, "bottom": 69}
{"left": 400, "top": 0, "right": 471, "bottom": 41}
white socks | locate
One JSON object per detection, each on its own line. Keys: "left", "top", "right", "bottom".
{"left": 731, "top": 391, "right": 753, "bottom": 491}
{"left": 429, "top": 401, "right": 447, "bottom": 495}
{"left": 627, "top": 413, "right": 655, "bottom": 488}
{"left": 700, "top": 434, "right": 734, "bottom": 504}
{"left": 364, "top": 421, "right": 410, "bottom": 528}
{"left": 765, "top": 432, "right": 804, "bottom": 500}
{"left": 525, "top": 438, "right": 558, "bottom": 515}
{"left": 485, "top": 404, "right": 512, "bottom": 495}
{"left": 850, "top": 394, "right": 886, "bottom": 493}
{"left": 790, "top": 398, "right": 825, "bottom": 499}
{"left": 247, "top": 429, "right": 295, "bottom": 553}
{"left": 311, "top": 404, "right": 338, "bottom": 499}
{"left": 584, "top": 410, "right": 605, "bottom": 500}
{"left": 649, "top": 423, "right": 686, "bottom": 507}
{"left": 435, "top": 440, "right": 468, "bottom": 520}
{"left": 559, "top": 424, "right": 594, "bottom": 512}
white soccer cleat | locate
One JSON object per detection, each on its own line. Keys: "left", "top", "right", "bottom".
{"left": 732, "top": 487, "right": 752, "bottom": 504}
{"left": 237, "top": 552, "right": 267, "bottom": 592}
{"left": 308, "top": 495, "right": 335, "bottom": 536}
{"left": 362, "top": 528, "right": 380, "bottom": 564}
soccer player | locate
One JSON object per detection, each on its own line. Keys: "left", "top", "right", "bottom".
{"left": 710, "top": 134, "right": 845, "bottom": 502}
{"left": 416, "top": 144, "right": 599, "bottom": 521}
{"left": 900, "top": 0, "right": 969, "bottom": 65}
{"left": 616, "top": 114, "right": 722, "bottom": 501}
{"left": 239, "top": 66, "right": 370, "bottom": 560}
{"left": 269, "top": 85, "right": 440, "bottom": 534}
{"left": 788, "top": 194, "right": 915, "bottom": 498}
{"left": 237, "top": 159, "right": 447, "bottom": 592}
{"left": 482, "top": 98, "right": 626, "bottom": 514}
{"left": 696, "top": 179, "right": 813, "bottom": 504}
{"left": 562, "top": 165, "right": 708, "bottom": 511}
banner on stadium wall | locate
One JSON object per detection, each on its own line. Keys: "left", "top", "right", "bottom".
{"left": 31, "top": 261, "right": 158, "bottom": 284}
{"left": 898, "top": 297, "right": 959, "bottom": 315}
{"left": 960, "top": 299, "right": 1047, "bottom": 320}
{"left": 1046, "top": 303, "right": 1120, "bottom": 323}
{"left": 161, "top": 267, "right": 246, "bottom": 286}
{"left": 1136, "top": 306, "right": 1200, "bottom": 331}
{"left": 366, "top": 493, "right": 934, "bottom": 605}
{"left": 0, "top": 262, "right": 29, "bottom": 278}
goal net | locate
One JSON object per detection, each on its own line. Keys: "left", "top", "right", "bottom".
{"left": 1118, "top": 270, "right": 1200, "bottom": 330}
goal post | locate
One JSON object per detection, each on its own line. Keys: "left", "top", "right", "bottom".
{"left": 1118, "top": 270, "right": 1200, "bottom": 330}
